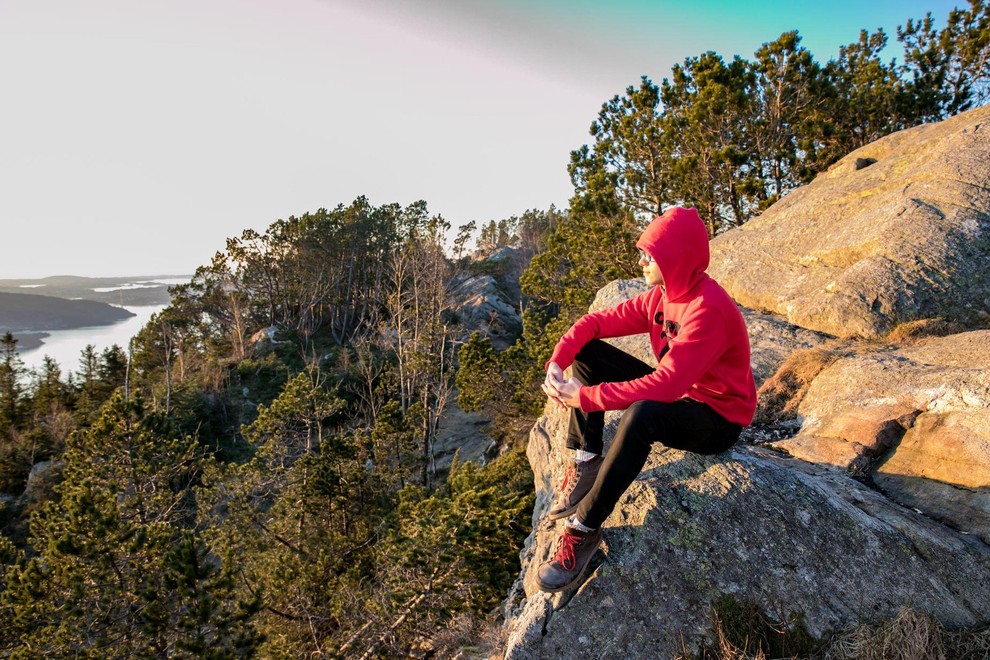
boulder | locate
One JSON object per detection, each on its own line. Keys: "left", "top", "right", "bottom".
{"left": 502, "top": 280, "right": 990, "bottom": 657}
{"left": 248, "top": 326, "right": 288, "bottom": 353}
{"left": 21, "top": 460, "right": 63, "bottom": 505}
{"left": 503, "top": 403, "right": 990, "bottom": 658}
{"left": 708, "top": 105, "right": 990, "bottom": 338}
{"left": 874, "top": 410, "right": 990, "bottom": 543}
{"left": 797, "top": 331, "right": 990, "bottom": 424}
{"left": 772, "top": 331, "right": 990, "bottom": 542}
{"left": 432, "top": 394, "right": 495, "bottom": 471}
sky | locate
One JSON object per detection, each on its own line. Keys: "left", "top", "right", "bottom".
{"left": 0, "top": 0, "right": 958, "bottom": 278}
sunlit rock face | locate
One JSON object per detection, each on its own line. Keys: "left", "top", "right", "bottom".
{"left": 502, "top": 302, "right": 990, "bottom": 657}
{"left": 448, "top": 272, "right": 521, "bottom": 351}
{"left": 708, "top": 104, "right": 990, "bottom": 338}
{"left": 780, "top": 330, "right": 990, "bottom": 544}
{"left": 503, "top": 393, "right": 990, "bottom": 659}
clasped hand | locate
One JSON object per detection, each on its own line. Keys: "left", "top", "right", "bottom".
{"left": 541, "top": 361, "right": 582, "bottom": 409}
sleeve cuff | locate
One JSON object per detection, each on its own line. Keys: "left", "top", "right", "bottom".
{"left": 578, "top": 386, "right": 602, "bottom": 412}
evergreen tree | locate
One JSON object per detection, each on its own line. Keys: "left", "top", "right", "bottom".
{"left": 0, "top": 332, "right": 25, "bottom": 432}
{"left": 822, "top": 29, "right": 911, "bottom": 161}
{"left": 898, "top": 0, "right": 990, "bottom": 119}
{"left": 452, "top": 220, "right": 477, "bottom": 261}
{"left": 199, "top": 368, "right": 383, "bottom": 655}
{"left": 30, "top": 355, "right": 69, "bottom": 417}
{"left": 570, "top": 76, "right": 671, "bottom": 217}
{"left": 749, "top": 31, "right": 829, "bottom": 204}
{"left": 350, "top": 449, "right": 533, "bottom": 657}
{"left": 0, "top": 393, "right": 257, "bottom": 657}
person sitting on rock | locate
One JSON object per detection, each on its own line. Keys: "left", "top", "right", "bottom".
{"left": 536, "top": 206, "right": 757, "bottom": 593}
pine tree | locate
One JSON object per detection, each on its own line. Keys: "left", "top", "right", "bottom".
{"left": 0, "top": 393, "right": 258, "bottom": 657}
{"left": 0, "top": 332, "right": 25, "bottom": 432}
{"left": 198, "top": 367, "right": 387, "bottom": 655}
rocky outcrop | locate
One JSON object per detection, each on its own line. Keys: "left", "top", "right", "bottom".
{"left": 875, "top": 410, "right": 990, "bottom": 543}
{"left": 432, "top": 395, "right": 495, "bottom": 471}
{"left": 22, "top": 460, "right": 63, "bottom": 505}
{"left": 249, "top": 326, "right": 289, "bottom": 349}
{"left": 708, "top": 105, "right": 990, "bottom": 338}
{"left": 777, "top": 330, "right": 990, "bottom": 543}
{"left": 448, "top": 273, "right": 522, "bottom": 351}
{"left": 503, "top": 394, "right": 990, "bottom": 658}
{"left": 504, "top": 294, "right": 990, "bottom": 657}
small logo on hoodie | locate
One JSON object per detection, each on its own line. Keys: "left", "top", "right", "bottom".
{"left": 663, "top": 320, "right": 680, "bottom": 338}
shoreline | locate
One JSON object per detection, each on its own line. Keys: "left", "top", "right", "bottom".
{"left": 9, "top": 332, "right": 50, "bottom": 353}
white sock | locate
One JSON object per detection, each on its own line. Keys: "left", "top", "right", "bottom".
{"left": 567, "top": 516, "right": 595, "bottom": 533}
{"left": 574, "top": 450, "right": 598, "bottom": 462}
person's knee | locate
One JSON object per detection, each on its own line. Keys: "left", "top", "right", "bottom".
{"left": 621, "top": 400, "right": 667, "bottom": 430}
{"left": 572, "top": 340, "right": 606, "bottom": 384}
{"left": 611, "top": 401, "right": 660, "bottom": 449}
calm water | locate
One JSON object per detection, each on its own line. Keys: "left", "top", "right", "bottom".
{"left": 17, "top": 305, "right": 167, "bottom": 375}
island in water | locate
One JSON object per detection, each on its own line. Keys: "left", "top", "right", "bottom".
{"left": 0, "top": 275, "right": 189, "bottom": 353}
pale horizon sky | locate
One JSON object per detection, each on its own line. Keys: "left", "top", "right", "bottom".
{"left": 1, "top": 0, "right": 957, "bottom": 278}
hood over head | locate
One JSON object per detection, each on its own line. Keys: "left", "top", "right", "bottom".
{"left": 636, "top": 206, "right": 710, "bottom": 300}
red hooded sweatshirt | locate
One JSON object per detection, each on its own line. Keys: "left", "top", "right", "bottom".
{"left": 547, "top": 207, "right": 757, "bottom": 426}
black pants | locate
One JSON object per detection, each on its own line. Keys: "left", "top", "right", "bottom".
{"left": 566, "top": 339, "right": 741, "bottom": 529}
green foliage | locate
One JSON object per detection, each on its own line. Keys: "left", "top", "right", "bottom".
{"left": 452, "top": 220, "right": 477, "bottom": 262}
{"left": 381, "top": 447, "right": 533, "bottom": 627}
{"left": 0, "top": 394, "right": 258, "bottom": 657}
{"left": 520, "top": 207, "right": 640, "bottom": 318}
{"left": 455, "top": 332, "right": 508, "bottom": 416}
{"left": 369, "top": 399, "right": 421, "bottom": 488}
{"left": 0, "top": 429, "right": 42, "bottom": 495}
{"left": 899, "top": 1, "right": 990, "bottom": 119}
{"left": 234, "top": 352, "right": 294, "bottom": 416}
{"left": 0, "top": 332, "right": 25, "bottom": 432}
{"left": 73, "top": 343, "right": 130, "bottom": 425}
{"left": 198, "top": 367, "right": 391, "bottom": 655}
{"left": 158, "top": 533, "right": 263, "bottom": 657}
{"left": 572, "top": 5, "right": 990, "bottom": 236}
{"left": 29, "top": 355, "right": 70, "bottom": 419}
{"left": 456, "top": 310, "right": 569, "bottom": 421}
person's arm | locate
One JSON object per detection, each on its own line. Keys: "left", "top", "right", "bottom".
{"left": 546, "top": 289, "right": 657, "bottom": 371}
{"left": 578, "top": 306, "right": 727, "bottom": 412}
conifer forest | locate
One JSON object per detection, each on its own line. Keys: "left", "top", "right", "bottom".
{"left": 1, "top": 2, "right": 989, "bottom": 656}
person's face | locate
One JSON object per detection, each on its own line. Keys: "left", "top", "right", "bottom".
{"left": 639, "top": 249, "right": 664, "bottom": 288}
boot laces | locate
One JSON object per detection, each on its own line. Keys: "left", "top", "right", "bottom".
{"left": 553, "top": 532, "right": 582, "bottom": 571}
{"left": 559, "top": 465, "right": 575, "bottom": 493}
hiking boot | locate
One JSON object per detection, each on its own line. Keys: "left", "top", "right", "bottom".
{"left": 536, "top": 526, "right": 603, "bottom": 592}
{"left": 547, "top": 456, "right": 603, "bottom": 520}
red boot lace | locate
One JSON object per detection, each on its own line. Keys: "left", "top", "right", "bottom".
{"left": 553, "top": 532, "right": 582, "bottom": 571}
{"left": 559, "top": 465, "right": 575, "bottom": 493}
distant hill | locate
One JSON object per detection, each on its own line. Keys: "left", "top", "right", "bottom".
{"left": 0, "top": 291, "right": 135, "bottom": 333}
{"left": 0, "top": 274, "right": 189, "bottom": 307}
